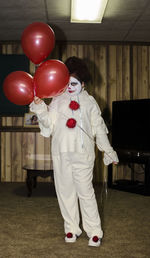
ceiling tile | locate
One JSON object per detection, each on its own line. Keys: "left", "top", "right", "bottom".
{"left": 0, "top": 0, "right": 150, "bottom": 42}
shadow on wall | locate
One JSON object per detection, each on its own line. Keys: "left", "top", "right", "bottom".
{"left": 83, "top": 58, "right": 111, "bottom": 132}
{"left": 47, "top": 23, "right": 68, "bottom": 60}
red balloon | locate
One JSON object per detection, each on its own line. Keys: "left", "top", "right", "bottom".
{"left": 34, "top": 60, "right": 69, "bottom": 98}
{"left": 21, "top": 22, "right": 55, "bottom": 64}
{"left": 3, "top": 71, "right": 34, "bottom": 105}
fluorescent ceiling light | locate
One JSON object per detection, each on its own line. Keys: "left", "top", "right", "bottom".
{"left": 71, "top": 0, "right": 108, "bottom": 23}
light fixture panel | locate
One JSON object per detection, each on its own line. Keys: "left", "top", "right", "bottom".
{"left": 71, "top": 0, "right": 108, "bottom": 23}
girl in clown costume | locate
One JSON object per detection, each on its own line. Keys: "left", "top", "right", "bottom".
{"left": 30, "top": 56, "right": 118, "bottom": 247}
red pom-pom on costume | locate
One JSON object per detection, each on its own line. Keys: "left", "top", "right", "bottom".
{"left": 92, "top": 236, "right": 99, "bottom": 242}
{"left": 66, "top": 232, "right": 73, "bottom": 238}
{"left": 69, "top": 101, "right": 80, "bottom": 110}
{"left": 66, "top": 118, "right": 76, "bottom": 128}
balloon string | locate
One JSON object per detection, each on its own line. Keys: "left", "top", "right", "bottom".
{"left": 33, "top": 64, "right": 39, "bottom": 97}
{"left": 33, "top": 87, "right": 36, "bottom": 97}
{"left": 49, "top": 106, "right": 115, "bottom": 163}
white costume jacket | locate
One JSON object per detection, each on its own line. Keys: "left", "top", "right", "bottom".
{"left": 30, "top": 90, "right": 118, "bottom": 165}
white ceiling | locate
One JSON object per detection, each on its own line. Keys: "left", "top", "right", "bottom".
{"left": 0, "top": 0, "right": 150, "bottom": 42}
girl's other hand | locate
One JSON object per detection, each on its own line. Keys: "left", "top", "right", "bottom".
{"left": 113, "top": 161, "right": 118, "bottom": 165}
{"left": 34, "top": 96, "right": 43, "bottom": 105}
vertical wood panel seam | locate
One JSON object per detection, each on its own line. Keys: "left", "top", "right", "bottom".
{"left": 130, "top": 45, "right": 133, "bottom": 99}
{"left": 0, "top": 117, "right": 1, "bottom": 181}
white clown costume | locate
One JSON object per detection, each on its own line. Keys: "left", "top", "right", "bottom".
{"left": 30, "top": 76, "right": 119, "bottom": 247}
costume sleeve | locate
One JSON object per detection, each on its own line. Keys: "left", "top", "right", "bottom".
{"left": 29, "top": 101, "right": 55, "bottom": 137}
{"left": 90, "top": 96, "right": 119, "bottom": 165}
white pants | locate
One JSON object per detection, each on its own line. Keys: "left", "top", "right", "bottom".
{"left": 52, "top": 152, "right": 103, "bottom": 238}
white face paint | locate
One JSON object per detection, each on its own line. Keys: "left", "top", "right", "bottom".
{"left": 66, "top": 76, "right": 82, "bottom": 96}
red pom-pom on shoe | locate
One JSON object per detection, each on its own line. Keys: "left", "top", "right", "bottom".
{"left": 69, "top": 101, "right": 80, "bottom": 110}
{"left": 92, "top": 236, "right": 99, "bottom": 242}
{"left": 66, "top": 118, "right": 76, "bottom": 128}
{"left": 66, "top": 232, "right": 73, "bottom": 238}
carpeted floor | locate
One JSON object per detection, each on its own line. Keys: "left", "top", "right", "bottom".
{"left": 0, "top": 182, "right": 150, "bottom": 258}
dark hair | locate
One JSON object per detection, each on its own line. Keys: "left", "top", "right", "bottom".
{"left": 65, "top": 56, "right": 91, "bottom": 83}
{"left": 31, "top": 115, "right": 37, "bottom": 121}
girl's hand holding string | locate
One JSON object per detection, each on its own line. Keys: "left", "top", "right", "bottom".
{"left": 34, "top": 96, "right": 43, "bottom": 105}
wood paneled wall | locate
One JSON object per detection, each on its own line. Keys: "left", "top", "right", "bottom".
{"left": 0, "top": 42, "right": 150, "bottom": 182}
